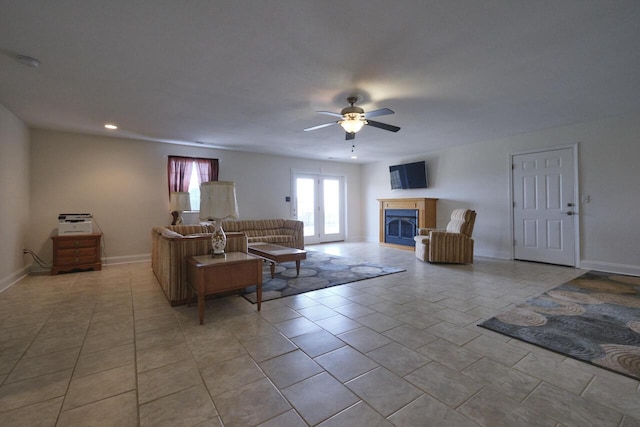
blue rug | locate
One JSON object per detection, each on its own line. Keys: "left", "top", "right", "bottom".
{"left": 242, "top": 250, "right": 404, "bottom": 303}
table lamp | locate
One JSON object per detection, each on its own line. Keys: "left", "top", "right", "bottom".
{"left": 169, "top": 192, "right": 191, "bottom": 225}
{"left": 199, "top": 181, "right": 239, "bottom": 255}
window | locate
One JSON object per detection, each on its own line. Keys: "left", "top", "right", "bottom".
{"left": 187, "top": 169, "right": 200, "bottom": 210}
{"left": 167, "top": 156, "right": 219, "bottom": 211}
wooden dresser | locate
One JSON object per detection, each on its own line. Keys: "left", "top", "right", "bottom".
{"left": 51, "top": 233, "right": 102, "bottom": 275}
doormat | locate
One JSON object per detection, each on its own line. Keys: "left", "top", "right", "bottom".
{"left": 242, "top": 250, "right": 404, "bottom": 303}
{"left": 479, "top": 271, "right": 640, "bottom": 380}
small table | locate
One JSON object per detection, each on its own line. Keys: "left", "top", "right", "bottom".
{"left": 51, "top": 233, "right": 102, "bottom": 275}
{"left": 186, "top": 252, "right": 262, "bottom": 325}
{"left": 248, "top": 243, "right": 307, "bottom": 279}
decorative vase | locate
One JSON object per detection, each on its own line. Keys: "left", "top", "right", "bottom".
{"left": 211, "top": 220, "right": 227, "bottom": 255}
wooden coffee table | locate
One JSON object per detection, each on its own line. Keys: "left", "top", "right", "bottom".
{"left": 248, "top": 243, "right": 307, "bottom": 279}
{"left": 186, "top": 252, "right": 262, "bottom": 324}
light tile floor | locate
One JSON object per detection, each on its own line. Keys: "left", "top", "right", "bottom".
{"left": 1, "top": 242, "right": 639, "bottom": 426}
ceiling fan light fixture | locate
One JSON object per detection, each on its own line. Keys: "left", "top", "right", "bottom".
{"left": 305, "top": 97, "right": 398, "bottom": 139}
{"left": 339, "top": 113, "right": 366, "bottom": 133}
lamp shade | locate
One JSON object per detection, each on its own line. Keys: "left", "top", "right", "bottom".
{"left": 199, "top": 181, "right": 239, "bottom": 221}
{"left": 169, "top": 192, "right": 191, "bottom": 212}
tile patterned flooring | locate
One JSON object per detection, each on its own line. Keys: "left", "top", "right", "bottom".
{"left": 1, "top": 242, "right": 639, "bottom": 426}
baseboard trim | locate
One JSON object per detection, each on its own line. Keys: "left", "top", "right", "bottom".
{"left": 0, "top": 265, "right": 30, "bottom": 293}
{"left": 25, "top": 254, "right": 153, "bottom": 275}
{"left": 475, "top": 249, "right": 511, "bottom": 260}
{"left": 102, "top": 253, "right": 151, "bottom": 265}
{"left": 580, "top": 260, "right": 640, "bottom": 276}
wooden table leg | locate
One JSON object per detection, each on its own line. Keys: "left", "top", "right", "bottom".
{"left": 295, "top": 260, "right": 301, "bottom": 276}
{"left": 257, "top": 263, "right": 262, "bottom": 311}
{"left": 257, "top": 283, "right": 262, "bottom": 311}
{"left": 198, "top": 293, "right": 205, "bottom": 325}
{"left": 270, "top": 262, "right": 275, "bottom": 279}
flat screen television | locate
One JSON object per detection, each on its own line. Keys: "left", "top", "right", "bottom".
{"left": 389, "top": 160, "right": 428, "bottom": 189}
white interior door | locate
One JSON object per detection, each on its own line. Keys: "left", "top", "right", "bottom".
{"left": 512, "top": 147, "right": 578, "bottom": 266}
{"left": 293, "top": 173, "right": 345, "bottom": 244}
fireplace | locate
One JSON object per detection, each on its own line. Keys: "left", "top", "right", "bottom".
{"left": 385, "top": 209, "right": 418, "bottom": 247}
{"left": 378, "top": 198, "right": 438, "bottom": 251}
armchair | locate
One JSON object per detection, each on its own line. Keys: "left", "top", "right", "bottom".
{"left": 414, "top": 209, "right": 476, "bottom": 264}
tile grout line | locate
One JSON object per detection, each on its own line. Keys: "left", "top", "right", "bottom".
{"left": 176, "top": 298, "right": 225, "bottom": 426}
{"left": 54, "top": 272, "right": 92, "bottom": 425}
{"left": 0, "top": 276, "right": 64, "bottom": 417}
{"left": 128, "top": 265, "right": 142, "bottom": 427}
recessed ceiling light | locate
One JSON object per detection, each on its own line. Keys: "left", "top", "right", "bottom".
{"left": 104, "top": 123, "right": 118, "bottom": 130}
{"left": 351, "top": 156, "right": 358, "bottom": 159}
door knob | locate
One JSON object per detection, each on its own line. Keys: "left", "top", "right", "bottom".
{"left": 564, "top": 211, "right": 576, "bottom": 216}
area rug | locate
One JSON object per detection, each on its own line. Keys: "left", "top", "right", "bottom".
{"left": 479, "top": 270, "right": 640, "bottom": 380}
{"left": 242, "top": 250, "right": 404, "bottom": 303}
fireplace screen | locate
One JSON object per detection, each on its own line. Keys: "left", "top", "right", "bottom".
{"left": 385, "top": 209, "right": 418, "bottom": 246}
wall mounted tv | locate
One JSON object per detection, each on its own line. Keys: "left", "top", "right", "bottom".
{"left": 389, "top": 160, "right": 428, "bottom": 189}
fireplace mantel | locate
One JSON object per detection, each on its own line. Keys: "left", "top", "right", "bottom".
{"left": 378, "top": 198, "right": 438, "bottom": 250}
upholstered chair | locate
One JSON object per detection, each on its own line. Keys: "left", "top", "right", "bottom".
{"left": 414, "top": 209, "right": 476, "bottom": 264}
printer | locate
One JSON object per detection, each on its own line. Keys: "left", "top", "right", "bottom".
{"left": 58, "top": 213, "right": 93, "bottom": 235}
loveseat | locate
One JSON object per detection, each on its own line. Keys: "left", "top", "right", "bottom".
{"left": 151, "top": 219, "right": 304, "bottom": 305}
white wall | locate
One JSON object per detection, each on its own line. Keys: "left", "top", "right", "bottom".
{"left": 362, "top": 113, "right": 640, "bottom": 275}
{"left": 0, "top": 104, "right": 30, "bottom": 290}
{"left": 28, "top": 130, "right": 362, "bottom": 266}
{"left": 5, "top": 111, "right": 639, "bottom": 284}
{"left": 362, "top": 145, "right": 511, "bottom": 259}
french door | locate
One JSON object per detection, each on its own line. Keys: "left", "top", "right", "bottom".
{"left": 511, "top": 146, "right": 579, "bottom": 267}
{"left": 293, "top": 173, "right": 345, "bottom": 244}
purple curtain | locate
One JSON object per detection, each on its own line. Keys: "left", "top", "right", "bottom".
{"left": 168, "top": 156, "right": 219, "bottom": 197}
{"left": 195, "top": 158, "right": 219, "bottom": 184}
{"left": 167, "top": 156, "right": 194, "bottom": 194}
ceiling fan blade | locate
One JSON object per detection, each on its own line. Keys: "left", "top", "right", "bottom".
{"left": 345, "top": 132, "right": 355, "bottom": 141}
{"left": 365, "top": 108, "right": 394, "bottom": 118}
{"left": 366, "top": 120, "right": 401, "bottom": 132}
{"left": 317, "top": 111, "right": 344, "bottom": 118}
{"left": 304, "top": 122, "right": 337, "bottom": 131}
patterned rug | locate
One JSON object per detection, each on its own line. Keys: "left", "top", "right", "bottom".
{"left": 242, "top": 250, "right": 404, "bottom": 303}
{"left": 479, "top": 271, "right": 640, "bottom": 380}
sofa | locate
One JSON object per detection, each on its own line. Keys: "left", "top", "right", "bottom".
{"left": 151, "top": 219, "right": 304, "bottom": 305}
{"left": 220, "top": 219, "right": 304, "bottom": 249}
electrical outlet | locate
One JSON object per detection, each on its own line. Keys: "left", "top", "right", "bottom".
{"left": 581, "top": 195, "right": 590, "bottom": 203}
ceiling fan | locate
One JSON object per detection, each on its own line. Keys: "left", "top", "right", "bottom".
{"left": 304, "top": 97, "right": 400, "bottom": 140}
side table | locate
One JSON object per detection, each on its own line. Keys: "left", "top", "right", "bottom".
{"left": 186, "top": 252, "right": 262, "bottom": 325}
{"left": 51, "top": 233, "right": 102, "bottom": 275}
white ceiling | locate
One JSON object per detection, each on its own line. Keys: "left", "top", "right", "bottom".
{"left": 1, "top": 1, "right": 639, "bottom": 163}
